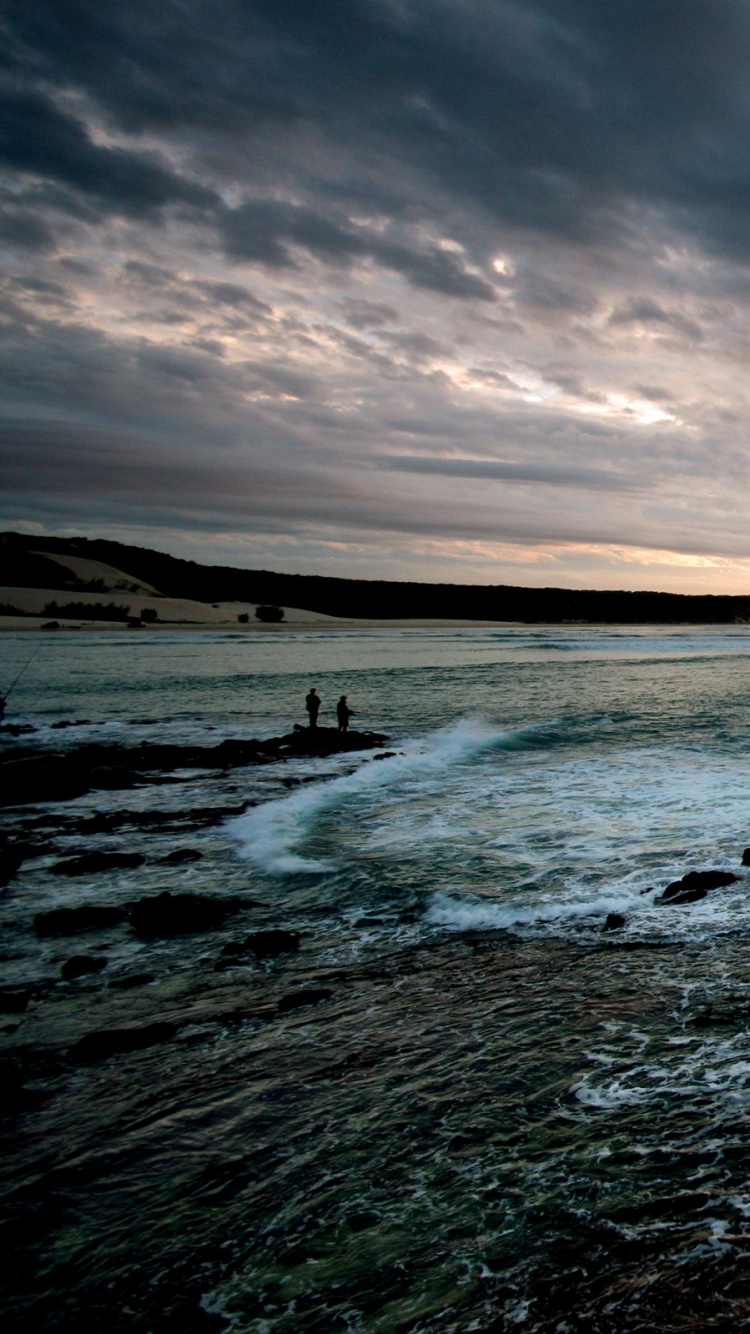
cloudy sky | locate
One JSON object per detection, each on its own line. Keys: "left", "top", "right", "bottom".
{"left": 3, "top": 1, "right": 750, "bottom": 591}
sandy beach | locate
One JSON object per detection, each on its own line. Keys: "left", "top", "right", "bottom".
{"left": 0, "top": 585, "right": 506, "bottom": 632}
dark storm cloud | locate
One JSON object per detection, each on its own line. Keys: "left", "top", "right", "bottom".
{"left": 0, "top": 204, "right": 56, "bottom": 251}
{"left": 7, "top": 1, "right": 750, "bottom": 255}
{"left": 220, "top": 200, "right": 496, "bottom": 301}
{"left": 0, "top": 89, "right": 218, "bottom": 217}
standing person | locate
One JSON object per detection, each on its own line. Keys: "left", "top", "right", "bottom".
{"left": 336, "top": 695, "right": 355, "bottom": 733}
{"left": 305, "top": 687, "right": 321, "bottom": 729}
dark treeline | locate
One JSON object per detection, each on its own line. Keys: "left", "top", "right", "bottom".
{"left": 2, "top": 531, "right": 750, "bottom": 623}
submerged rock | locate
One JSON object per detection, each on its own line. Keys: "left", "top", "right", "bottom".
{"left": 107, "top": 971, "right": 155, "bottom": 990}
{"left": 222, "top": 928, "right": 301, "bottom": 960}
{"left": 68, "top": 1021, "right": 178, "bottom": 1062}
{"left": 34, "top": 904, "right": 127, "bottom": 936}
{"left": 156, "top": 847, "right": 203, "bottom": 864}
{"left": 278, "top": 988, "right": 332, "bottom": 1013}
{"left": 52, "top": 850, "right": 145, "bottom": 876}
{"left": 60, "top": 954, "right": 108, "bottom": 981}
{"left": 129, "top": 890, "right": 241, "bottom": 938}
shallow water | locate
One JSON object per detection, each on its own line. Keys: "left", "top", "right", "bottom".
{"left": 2, "top": 625, "right": 750, "bottom": 1331}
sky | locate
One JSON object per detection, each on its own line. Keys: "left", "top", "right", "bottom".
{"left": 3, "top": 1, "right": 750, "bottom": 592}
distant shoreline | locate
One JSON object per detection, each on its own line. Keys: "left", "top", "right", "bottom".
{"left": 1, "top": 616, "right": 747, "bottom": 633}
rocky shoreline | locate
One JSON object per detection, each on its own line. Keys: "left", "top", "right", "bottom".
{"left": 0, "top": 726, "right": 391, "bottom": 810}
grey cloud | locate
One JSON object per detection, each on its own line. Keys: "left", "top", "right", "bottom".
{"left": 7, "top": 0, "right": 750, "bottom": 262}
{"left": 221, "top": 200, "right": 497, "bottom": 300}
{"left": 381, "top": 455, "right": 635, "bottom": 492}
{"left": 632, "top": 384, "right": 674, "bottom": 402}
{"left": 609, "top": 297, "right": 703, "bottom": 342}
{"left": 0, "top": 89, "right": 218, "bottom": 217}
{"left": 0, "top": 205, "right": 56, "bottom": 251}
{"left": 340, "top": 299, "right": 399, "bottom": 330}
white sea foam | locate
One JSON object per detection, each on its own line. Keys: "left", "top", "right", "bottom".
{"left": 228, "top": 719, "right": 512, "bottom": 875}
{"left": 425, "top": 886, "right": 643, "bottom": 933}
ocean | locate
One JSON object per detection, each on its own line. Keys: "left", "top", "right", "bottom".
{"left": 2, "top": 624, "right": 750, "bottom": 1332}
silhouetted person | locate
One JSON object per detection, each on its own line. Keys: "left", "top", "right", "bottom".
{"left": 305, "top": 687, "right": 320, "bottom": 729}
{"left": 337, "top": 695, "right": 355, "bottom": 733}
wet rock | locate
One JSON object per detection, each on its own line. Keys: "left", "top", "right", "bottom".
{"left": 222, "top": 928, "right": 301, "bottom": 960}
{"left": 34, "top": 904, "right": 127, "bottom": 936}
{"left": 129, "top": 891, "right": 241, "bottom": 938}
{"left": 68, "top": 1021, "right": 178, "bottom": 1062}
{"left": 1, "top": 731, "right": 387, "bottom": 807}
{"left": 278, "top": 988, "right": 333, "bottom": 1013}
{"left": 743, "top": 847, "right": 750, "bottom": 867}
{"left": 608, "top": 1191, "right": 710, "bottom": 1224}
{"left": 0, "top": 1058, "right": 48, "bottom": 1116}
{"left": 156, "top": 848, "right": 203, "bottom": 864}
{"left": 661, "top": 870, "right": 738, "bottom": 902}
{"left": 0, "top": 987, "right": 35, "bottom": 1014}
{"left": 660, "top": 886, "right": 708, "bottom": 906}
{"left": 0, "top": 722, "right": 37, "bottom": 736}
{"left": 52, "top": 850, "right": 146, "bottom": 876}
{"left": 60, "top": 954, "right": 108, "bottom": 981}
{"left": 108, "top": 971, "right": 155, "bottom": 990}
{"left": 0, "top": 845, "right": 25, "bottom": 887}
{"left": 278, "top": 727, "right": 389, "bottom": 757}
{"left": 602, "top": 913, "right": 626, "bottom": 932}
{"left": 372, "top": 751, "right": 397, "bottom": 760}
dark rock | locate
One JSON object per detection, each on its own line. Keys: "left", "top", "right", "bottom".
{"left": 662, "top": 869, "right": 738, "bottom": 902}
{"left": 52, "top": 850, "right": 146, "bottom": 876}
{"left": 222, "top": 928, "right": 301, "bottom": 960}
{"left": 68, "top": 1021, "right": 178, "bottom": 1062}
{"left": 157, "top": 848, "right": 203, "bottom": 864}
{"left": 0, "top": 846, "right": 25, "bottom": 887}
{"left": 0, "top": 987, "right": 34, "bottom": 1014}
{"left": 60, "top": 955, "right": 108, "bottom": 981}
{"left": 278, "top": 988, "right": 333, "bottom": 1013}
{"left": 602, "top": 913, "right": 626, "bottom": 933}
{"left": 34, "top": 904, "right": 127, "bottom": 936}
{"left": 743, "top": 847, "right": 750, "bottom": 867}
{"left": 0, "top": 722, "right": 37, "bottom": 736}
{"left": 0, "top": 1058, "right": 48, "bottom": 1116}
{"left": 129, "top": 891, "right": 241, "bottom": 938}
{"left": 608, "top": 1191, "right": 710, "bottom": 1224}
{"left": 372, "top": 751, "right": 397, "bottom": 760}
{"left": 108, "top": 971, "right": 155, "bottom": 990}
{"left": 0, "top": 731, "right": 387, "bottom": 808}
{"left": 278, "top": 728, "right": 389, "bottom": 758}
{"left": 660, "top": 886, "right": 708, "bottom": 906}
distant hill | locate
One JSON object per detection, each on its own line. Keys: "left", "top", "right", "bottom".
{"left": 1, "top": 530, "right": 749, "bottom": 623}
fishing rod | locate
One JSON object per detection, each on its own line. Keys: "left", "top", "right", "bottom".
{"left": 2, "top": 642, "right": 42, "bottom": 703}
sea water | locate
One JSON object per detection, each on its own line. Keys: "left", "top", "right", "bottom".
{"left": 3, "top": 624, "right": 750, "bottom": 1331}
